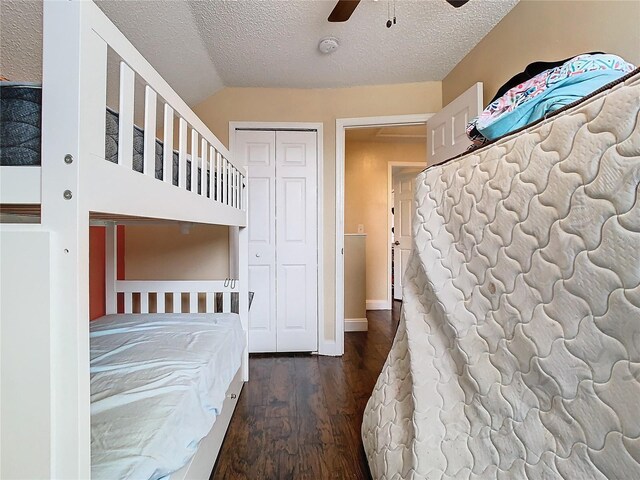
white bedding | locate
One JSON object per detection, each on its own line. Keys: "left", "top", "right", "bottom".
{"left": 362, "top": 71, "right": 640, "bottom": 478}
{"left": 90, "top": 313, "right": 245, "bottom": 480}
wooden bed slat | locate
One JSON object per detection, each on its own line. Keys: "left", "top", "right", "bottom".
{"left": 216, "top": 152, "right": 222, "bottom": 203}
{"left": 222, "top": 158, "right": 227, "bottom": 205}
{"left": 191, "top": 130, "right": 199, "bottom": 193}
{"left": 157, "top": 292, "right": 166, "bottom": 313}
{"left": 173, "top": 292, "right": 182, "bottom": 313}
{"left": 143, "top": 86, "right": 157, "bottom": 177}
{"left": 140, "top": 292, "right": 149, "bottom": 314}
{"left": 178, "top": 119, "right": 188, "bottom": 189}
{"left": 118, "top": 62, "right": 135, "bottom": 169}
{"left": 209, "top": 146, "right": 216, "bottom": 200}
{"left": 163, "top": 105, "right": 174, "bottom": 183}
{"left": 201, "top": 139, "right": 208, "bottom": 197}
{"left": 124, "top": 292, "right": 133, "bottom": 314}
{"left": 228, "top": 161, "right": 233, "bottom": 206}
{"left": 222, "top": 292, "right": 231, "bottom": 313}
{"left": 234, "top": 168, "right": 239, "bottom": 208}
{"left": 189, "top": 292, "right": 198, "bottom": 313}
{"left": 231, "top": 168, "right": 236, "bottom": 208}
{"left": 206, "top": 292, "right": 214, "bottom": 313}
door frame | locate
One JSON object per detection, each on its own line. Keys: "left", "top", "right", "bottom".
{"left": 389, "top": 163, "right": 425, "bottom": 304}
{"left": 229, "top": 122, "right": 326, "bottom": 354}
{"left": 335, "top": 114, "right": 432, "bottom": 354}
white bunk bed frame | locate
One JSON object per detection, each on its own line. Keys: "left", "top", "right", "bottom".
{"left": 0, "top": 2, "right": 248, "bottom": 479}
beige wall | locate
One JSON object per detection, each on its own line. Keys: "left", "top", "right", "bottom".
{"left": 345, "top": 140, "right": 426, "bottom": 304}
{"left": 127, "top": 82, "right": 440, "bottom": 342}
{"left": 127, "top": 82, "right": 442, "bottom": 340}
{"left": 191, "top": 82, "right": 441, "bottom": 342}
{"left": 125, "top": 224, "right": 229, "bottom": 280}
{"left": 443, "top": 0, "right": 640, "bottom": 105}
{"left": 344, "top": 234, "right": 367, "bottom": 320}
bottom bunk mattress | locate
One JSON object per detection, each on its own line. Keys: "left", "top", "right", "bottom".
{"left": 362, "top": 72, "right": 640, "bottom": 478}
{"left": 90, "top": 313, "right": 245, "bottom": 480}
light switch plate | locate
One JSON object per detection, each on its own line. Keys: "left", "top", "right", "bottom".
{"left": 357, "top": 224, "right": 365, "bottom": 233}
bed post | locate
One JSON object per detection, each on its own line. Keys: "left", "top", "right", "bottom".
{"left": 105, "top": 223, "right": 117, "bottom": 314}
{"left": 229, "top": 226, "right": 249, "bottom": 381}
{"left": 41, "top": 2, "right": 107, "bottom": 478}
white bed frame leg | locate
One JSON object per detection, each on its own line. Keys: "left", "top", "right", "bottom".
{"left": 41, "top": 3, "right": 107, "bottom": 478}
{"left": 230, "top": 226, "right": 249, "bottom": 382}
{"left": 106, "top": 223, "right": 117, "bottom": 314}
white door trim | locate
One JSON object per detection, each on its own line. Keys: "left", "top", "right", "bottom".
{"left": 336, "top": 114, "right": 433, "bottom": 354}
{"left": 388, "top": 162, "right": 426, "bottom": 305}
{"left": 229, "top": 122, "right": 326, "bottom": 355}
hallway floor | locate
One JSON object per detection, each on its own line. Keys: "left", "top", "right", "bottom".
{"left": 211, "top": 303, "right": 401, "bottom": 479}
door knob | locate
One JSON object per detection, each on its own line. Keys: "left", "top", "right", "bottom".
{"left": 393, "top": 241, "right": 400, "bottom": 246}
{"left": 255, "top": 253, "right": 261, "bottom": 257}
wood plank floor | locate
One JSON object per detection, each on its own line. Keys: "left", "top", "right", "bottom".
{"left": 211, "top": 303, "right": 401, "bottom": 480}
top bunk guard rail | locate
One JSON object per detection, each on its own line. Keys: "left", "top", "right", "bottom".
{"left": 3, "top": 0, "right": 247, "bottom": 227}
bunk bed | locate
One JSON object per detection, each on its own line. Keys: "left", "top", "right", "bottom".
{"left": 362, "top": 69, "right": 640, "bottom": 478}
{"left": 0, "top": 2, "right": 248, "bottom": 479}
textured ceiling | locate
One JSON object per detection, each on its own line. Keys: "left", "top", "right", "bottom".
{"left": 189, "top": 0, "right": 518, "bottom": 89}
{"left": 1, "top": 0, "right": 519, "bottom": 106}
{"left": 0, "top": 1, "right": 43, "bottom": 84}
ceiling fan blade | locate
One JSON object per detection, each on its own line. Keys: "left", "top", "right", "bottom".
{"left": 328, "top": 0, "right": 361, "bottom": 22}
{"left": 446, "top": 0, "right": 470, "bottom": 7}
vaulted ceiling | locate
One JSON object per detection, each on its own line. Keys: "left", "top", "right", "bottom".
{"left": 1, "top": 0, "right": 518, "bottom": 105}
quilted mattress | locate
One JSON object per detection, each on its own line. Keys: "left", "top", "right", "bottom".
{"left": 362, "top": 71, "right": 640, "bottom": 479}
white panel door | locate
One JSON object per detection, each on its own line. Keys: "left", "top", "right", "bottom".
{"left": 236, "top": 130, "right": 277, "bottom": 352}
{"left": 393, "top": 173, "right": 416, "bottom": 301}
{"left": 427, "top": 82, "right": 483, "bottom": 166}
{"left": 275, "top": 131, "right": 318, "bottom": 352}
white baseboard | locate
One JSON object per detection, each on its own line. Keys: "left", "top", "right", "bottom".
{"left": 366, "top": 299, "right": 390, "bottom": 310}
{"left": 345, "top": 318, "right": 368, "bottom": 332}
{"left": 317, "top": 339, "right": 341, "bottom": 356}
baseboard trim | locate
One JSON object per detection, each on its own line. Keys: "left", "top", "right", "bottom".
{"left": 317, "top": 339, "right": 341, "bottom": 356}
{"left": 366, "top": 299, "right": 390, "bottom": 310}
{"left": 345, "top": 318, "right": 368, "bottom": 332}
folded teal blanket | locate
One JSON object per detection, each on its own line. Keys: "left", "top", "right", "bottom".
{"left": 467, "top": 54, "right": 635, "bottom": 144}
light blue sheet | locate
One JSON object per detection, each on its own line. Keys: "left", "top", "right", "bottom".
{"left": 90, "top": 313, "right": 245, "bottom": 480}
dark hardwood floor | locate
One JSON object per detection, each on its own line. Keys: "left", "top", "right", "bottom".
{"left": 211, "top": 302, "right": 401, "bottom": 480}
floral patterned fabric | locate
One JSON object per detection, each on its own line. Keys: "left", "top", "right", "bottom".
{"left": 467, "top": 54, "right": 635, "bottom": 145}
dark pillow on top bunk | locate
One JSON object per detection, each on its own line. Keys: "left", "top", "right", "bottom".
{"left": 106, "top": 108, "right": 167, "bottom": 181}
{"left": 105, "top": 108, "right": 145, "bottom": 174}
{"left": 132, "top": 124, "right": 145, "bottom": 173}
{"left": 0, "top": 84, "right": 42, "bottom": 166}
{"left": 105, "top": 108, "right": 119, "bottom": 164}
{"left": 103, "top": 108, "right": 213, "bottom": 194}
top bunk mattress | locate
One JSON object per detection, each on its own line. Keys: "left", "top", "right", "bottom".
{"left": 90, "top": 312, "right": 245, "bottom": 480}
{"left": 0, "top": 82, "right": 207, "bottom": 191}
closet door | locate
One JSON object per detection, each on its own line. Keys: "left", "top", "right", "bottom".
{"left": 275, "top": 131, "right": 318, "bottom": 352}
{"left": 236, "top": 130, "right": 277, "bottom": 352}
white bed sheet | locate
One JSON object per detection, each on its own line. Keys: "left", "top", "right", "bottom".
{"left": 90, "top": 313, "right": 245, "bottom": 480}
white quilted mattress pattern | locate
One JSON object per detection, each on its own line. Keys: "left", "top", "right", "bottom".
{"left": 362, "top": 72, "right": 640, "bottom": 479}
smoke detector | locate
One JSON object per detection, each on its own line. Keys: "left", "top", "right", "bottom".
{"left": 318, "top": 37, "right": 340, "bottom": 54}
